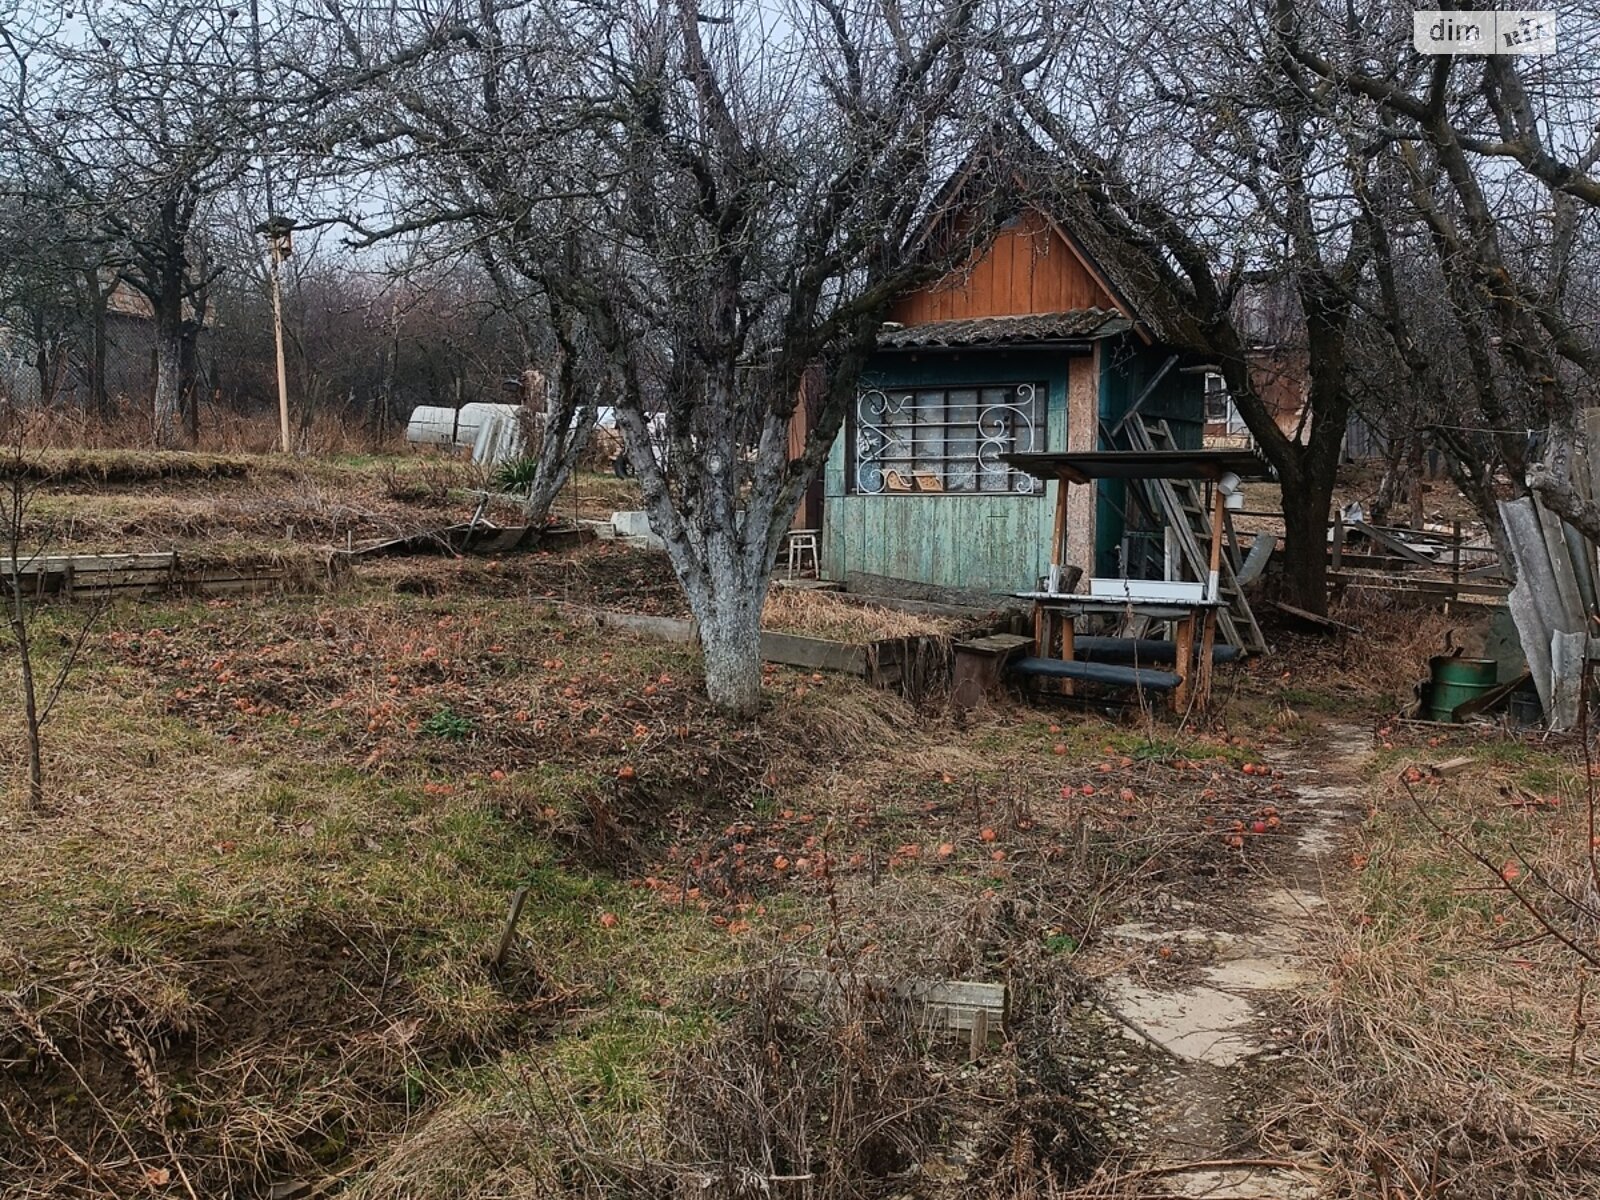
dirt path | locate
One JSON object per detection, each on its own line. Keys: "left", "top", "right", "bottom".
{"left": 1083, "top": 720, "right": 1373, "bottom": 1196}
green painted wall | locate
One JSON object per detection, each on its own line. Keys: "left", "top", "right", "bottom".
{"left": 821, "top": 340, "right": 1206, "bottom": 594}
{"left": 822, "top": 350, "right": 1072, "bottom": 596}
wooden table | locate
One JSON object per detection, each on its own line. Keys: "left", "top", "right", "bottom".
{"left": 1014, "top": 592, "right": 1228, "bottom": 711}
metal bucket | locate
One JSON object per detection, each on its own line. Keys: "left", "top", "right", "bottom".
{"left": 1424, "top": 656, "right": 1498, "bottom": 722}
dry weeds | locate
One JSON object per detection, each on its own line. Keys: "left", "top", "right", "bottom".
{"left": 1261, "top": 737, "right": 1600, "bottom": 1198}
{"left": 2, "top": 561, "right": 1303, "bottom": 1198}
{"left": 1254, "top": 591, "right": 1466, "bottom": 712}
{"left": 761, "top": 587, "right": 968, "bottom": 642}
{"left": 21, "top": 405, "right": 404, "bottom": 458}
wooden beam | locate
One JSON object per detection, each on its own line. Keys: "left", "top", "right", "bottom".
{"left": 1348, "top": 521, "right": 1435, "bottom": 566}
{"left": 1326, "top": 572, "right": 1509, "bottom": 600}
{"left": 758, "top": 630, "right": 870, "bottom": 675}
{"left": 1207, "top": 486, "right": 1225, "bottom": 602}
{"left": 1197, "top": 608, "right": 1218, "bottom": 709}
{"left": 1173, "top": 612, "right": 1196, "bottom": 711}
{"left": 1048, "top": 478, "right": 1070, "bottom": 591}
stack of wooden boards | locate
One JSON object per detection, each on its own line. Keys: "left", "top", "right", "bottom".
{"left": 2, "top": 551, "right": 319, "bottom": 600}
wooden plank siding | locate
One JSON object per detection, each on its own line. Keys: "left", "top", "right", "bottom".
{"left": 804, "top": 200, "right": 1210, "bottom": 596}
{"left": 822, "top": 351, "right": 1075, "bottom": 594}
{"left": 889, "top": 210, "right": 1120, "bottom": 324}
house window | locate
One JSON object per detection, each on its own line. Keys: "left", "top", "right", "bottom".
{"left": 1203, "top": 372, "right": 1248, "bottom": 439}
{"left": 852, "top": 383, "right": 1045, "bottom": 495}
{"left": 1203, "top": 372, "right": 1226, "bottom": 419}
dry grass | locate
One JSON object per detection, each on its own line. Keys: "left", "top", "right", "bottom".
{"left": 16, "top": 461, "right": 634, "bottom": 594}
{"left": 1261, "top": 734, "right": 1600, "bottom": 1198}
{"left": 1253, "top": 591, "right": 1467, "bottom": 716}
{"left": 13, "top": 458, "right": 1531, "bottom": 1198}
{"left": 0, "top": 563, "right": 1301, "bottom": 1198}
{"left": 15, "top": 448, "right": 268, "bottom": 484}
{"left": 761, "top": 587, "right": 968, "bottom": 642}
{"left": 341, "top": 964, "right": 1011, "bottom": 1200}
{"left": 21, "top": 404, "right": 403, "bottom": 458}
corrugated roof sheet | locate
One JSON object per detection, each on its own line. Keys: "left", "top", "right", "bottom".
{"left": 877, "top": 309, "right": 1130, "bottom": 349}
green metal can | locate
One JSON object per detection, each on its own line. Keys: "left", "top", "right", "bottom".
{"left": 1424, "top": 656, "right": 1499, "bottom": 722}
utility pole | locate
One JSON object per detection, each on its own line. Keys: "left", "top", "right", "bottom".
{"left": 250, "top": 0, "right": 291, "bottom": 453}
{"left": 264, "top": 218, "right": 293, "bottom": 454}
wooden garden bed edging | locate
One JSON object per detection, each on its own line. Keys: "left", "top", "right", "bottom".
{"left": 558, "top": 601, "right": 957, "bottom": 695}
{"left": 339, "top": 520, "right": 594, "bottom": 561}
{"left": 4, "top": 550, "right": 342, "bottom": 602}
{"left": 781, "top": 965, "right": 1006, "bottom": 1057}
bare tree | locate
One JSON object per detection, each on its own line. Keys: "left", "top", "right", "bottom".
{"left": 1012, "top": 0, "right": 1373, "bottom": 612}
{"left": 1288, "top": 8, "right": 1600, "bottom": 551}
{"left": 306, "top": 0, "right": 609, "bottom": 519}
{"left": 549, "top": 0, "right": 1000, "bottom": 712}
{"left": 316, "top": 0, "right": 1002, "bottom": 711}
{"left": 0, "top": 0, "right": 265, "bottom": 446}
{"left": 1, "top": 405, "right": 101, "bottom": 808}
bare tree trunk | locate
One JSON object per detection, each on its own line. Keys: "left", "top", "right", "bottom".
{"left": 32, "top": 337, "right": 50, "bottom": 409}
{"left": 696, "top": 601, "right": 765, "bottom": 713}
{"left": 1279, "top": 470, "right": 1336, "bottom": 611}
{"left": 153, "top": 332, "right": 186, "bottom": 447}
{"left": 683, "top": 542, "right": 769, "bottom": 716}
{"left": 519, "top": 297, "right": 599, "bottom": 528}
{"left": 1407, "top": 436, "right": 1425, "bottom": 529}
{"left": 521, "top": 409, "right": 598, "bottom": 527}
{"left": 4, "top": 470, "right": 43, "bottom": 809}
{"left": 1371, "top": 428, "right": 1411, "bottom": 525}
{"left": 180, "top": 327, "right": 200, "bottom": 445}
{"left": 613, "top": 381, "right": 797, "bottom": 718}
{"left": 8, "top": 598, "right": 44, "bottom": 808}
{"left": 84, "top": 270, "right": 110, "bottom": 418}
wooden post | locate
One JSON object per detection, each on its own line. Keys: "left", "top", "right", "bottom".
{"left": 492, "top": 886, "right": 530, "bottom": 972}
{"left": 1207, "top": 486, "right": 1226, "bottom": 603}
{"left": 1331, "top": 506, "right": 1344, "bottom": 569}
{"left": 268, "top": 232, "right": 292, "bottom": 454}
{"left": 1173, "top": 612, "right": 1196, "bottom": 711}
{"left": 1060, "top": 612, "right": 1076, "bottom": 697}
{"left": 1197, "top": 608, "right": 1218, "bottom": 711}
{"left": 1048, "top": 477, "right": 1070, "bottom": 593}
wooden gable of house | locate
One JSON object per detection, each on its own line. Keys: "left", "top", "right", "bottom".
{"left": 889, "top": 208, "right": 1126, "bottom": 326}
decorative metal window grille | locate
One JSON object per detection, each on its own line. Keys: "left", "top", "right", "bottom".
{"left": 852, "top": 383, "right": 1045, "bottom": 495}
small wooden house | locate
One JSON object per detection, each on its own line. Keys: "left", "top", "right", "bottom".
{"left": 818, "top": 188, "right": 1214, "bottom": 596}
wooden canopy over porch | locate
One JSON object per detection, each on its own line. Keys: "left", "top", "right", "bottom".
{"left": 1000, "top": 448, "right": 1275, "bottom": 712}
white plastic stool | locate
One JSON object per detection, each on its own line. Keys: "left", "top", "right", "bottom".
{"left": 786, "top": 529, "right": 820, "bottom": 578}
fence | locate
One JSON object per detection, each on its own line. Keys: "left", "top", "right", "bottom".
{"left": 1231, "top": 507, "right": 1509, "bottom": 607}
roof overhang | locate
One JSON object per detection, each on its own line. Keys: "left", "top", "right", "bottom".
{"left": 877, "top": 309, "right": 1132, "bottom": 351}
{"left": 1002, "top": 449, "right": 1275, "bottom": 486}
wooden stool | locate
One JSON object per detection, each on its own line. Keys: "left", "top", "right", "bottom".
{"left": 786, "top": 529, "right": 820, "bottom": 578}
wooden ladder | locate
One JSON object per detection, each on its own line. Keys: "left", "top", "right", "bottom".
{"left": 1126, "top": 416, "right": 1268, "bottom": 654}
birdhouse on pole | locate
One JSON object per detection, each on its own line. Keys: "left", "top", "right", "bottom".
{"left": 257, "top": 214, "right": 294, "bottom": 260}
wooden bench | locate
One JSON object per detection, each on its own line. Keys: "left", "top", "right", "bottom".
{"left": 1010, "top": 655, "right": 1181, "bottom": 692}
{"left": 1070, "top": 636, "right": 1242, "bottom": 665}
